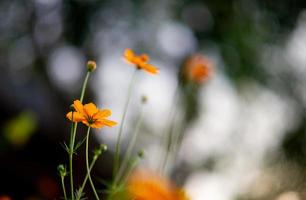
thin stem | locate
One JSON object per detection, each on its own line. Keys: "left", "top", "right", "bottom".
{"left": 80, "top": 72, "right": 91, "bottom": 102}
{"left": 61, "top": 176, "right": 68, "bottom": 200}
{"left": 68, "top": 71, "right": 91, "bottom": 200}
{"left": 85, "top": 127, "right": 100, "bottom": 200}
{"left": 69, "top": 116, "right": 76, "bottom": 200}
{"left": 114, "top": 108, "right": 145, "bottom": 185}
{"left": 121, "top": 156, "right": 141, "bottom": 183}
{"left": 77, "top": 153, "right": 99, "bottom": 200}
{"left": 167, "top": 109, "right": 185, "bottom": 172}
{"left": 113, "top": 69, "right": 138, "bottom": 178}
{"left": 159, "top": 86, "right": 179, "bottom": 175}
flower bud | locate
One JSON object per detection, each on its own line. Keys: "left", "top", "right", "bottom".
{"left": 141, "top": 95, "right": 148, "bottom": 104}
{"left": 57, "top": 164, "right": 67, "bottom": 177}
{"left": 93, "top": 144, "right": 108, "bottom": 159}
{"left": 137, "top": 149, "right": 145, "bottom": 158}
{"left": 87, "top": 60, "right": 97, "bottom": 72}
{"left": 99, "top": 144, "right": 108, "bottom": 152}
{"left": 69, "top": 104, "right": 75, "bottom": 112}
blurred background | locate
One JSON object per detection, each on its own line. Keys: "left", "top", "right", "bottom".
{"left": 1, "top": 0, "right": 306, "bottom": 199}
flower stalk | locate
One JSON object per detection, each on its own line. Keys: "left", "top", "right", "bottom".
{"left": 68, "top": 71, "right": 91, "bottom": 200}
{"left": 85, "top": 127, "right": 100, "bottom": 200}
{"left": 160, "top": 87, "right": 179, "bottom": 175}
{"left": 58, "top": 164, "right": 68, "bottom": 200}
{"left": 113, "top": 69, "right": 138, "bottom": 178}
{"left": 76, "top": 144, "right": 107, "bottom": 200}
{"left": 115, "top": 102, "right": 145, "bottom": 185}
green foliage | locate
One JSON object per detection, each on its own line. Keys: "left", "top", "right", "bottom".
{"left": 3, "top": 111, "right": 37, "bottom": 147}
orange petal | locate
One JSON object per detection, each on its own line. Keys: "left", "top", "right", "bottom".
{"left": 124, "top": 48, "right": 135, "bottom": 62}
{"left": 93, "top": 119, "right": 117, "bottom": 128}
{"left": 81, "top": 119, "right": 90, "bottom": 126}
{"left": 66, "top": 111, "right": 85, "bottom": 122}
{"left": 140, "top": 54, "right": 149, "bottom": 62}
{"left": 93, "top": 109, "right": 112, "bottom": 119}
{"left": 142, "top": 63, "right": 158, "bottom": 74}
{"left": 90, "top": 122, "right": 104, "bottom": 129}
{"left": 83, "top": 103, "right": 99, "bottom": 117}
{"left": 73, "top": 100, "right": 84, "bottom": 114}
{"left": 100, "top": 119, "right": 117, "bottom": 127}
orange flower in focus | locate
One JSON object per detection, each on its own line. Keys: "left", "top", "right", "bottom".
{"left": 127, "top": 170, "right": 190, "bottom": 200}
{"left": 66, "top": 100, "right": 117, "bottom": 129}
{"left": 124, "top": 48, "right": 158, "bottom": 74}
{"left": 184, "top": 54, "right": 213, "bottom": 84}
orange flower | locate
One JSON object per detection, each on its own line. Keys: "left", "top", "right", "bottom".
{"left": 175, "top": 189, "right": 190, "bottom": 200}
{"left": 127, "top": 170, "right": 190, "bottom": 200}
{"left": 124, "top": 48, "right": 158, "bottom": 74}
{"left": 0, "top": 196, "right": 11, "bottom": 200}
{"left": 66, "top": 100, "right": 117, "bottom": 129}
{"left": 184, "top": 54, "right": 212, "bottom": 84}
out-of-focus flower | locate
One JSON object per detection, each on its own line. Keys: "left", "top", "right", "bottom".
{"left": 183, "top": 54, "right": 212, "bottom": 84}
{"left": 0, "top": 195, "right": 11, "bottom": 200}
{"left": 124, "top": 49, "right": 158, "bottom": 74}
{"left": 4, "top": 111, "right": 37, "bottom": 147}
{"left": 175, "top": 189, "right": 190, "bottom": 200}
{"left": 127, "top": 169, "right": 190, "bottom": 200}
{"left": 66, "top": 100, "right": 117, "bottom": 129}
{"left": 36, "top": 176, "right": 59, "bottom": 199}
{"left": 87, "top": 60, "right": 97, "bottom": 72}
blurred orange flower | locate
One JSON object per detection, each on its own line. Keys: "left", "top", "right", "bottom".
{"left": 0, "top": 196, "right": 11, "bottom": 200}
{"left": 184, "top": 54, "right": 213, "bottom": 84}
{"left": 127, "top": 170, "right": 190, "bottom": 200}
{"left": 66, "top": 100, "right": 117, "bottom": 129}
{"left": 124, "top": 48, "right": 158, "bottom": 74}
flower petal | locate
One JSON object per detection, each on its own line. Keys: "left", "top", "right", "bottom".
{"left": 73, "top": 100, "right": 84, "bottom": 114}
{"left": 81, "top": 119, "right": 90, "bottom": 126}
{"left": 124, "top": 48, "right": 137, "bottom": 64}
{"left": 83, "top": 103, "right": 99, "bottom": 117}
{"left": 141, "top": 63, "right": 158, "bottom": 74}
{"left": 99, "top": 119, "right": 117, "bottom": 127}
{"left": 93, "top": 109, "right": 112, "bottom": 120}
{"left": 90, "top": 122, "right": 104, "bottom": 129}
{"left": 92, "top": 119, "right": 117, "bottom": 128}
{"left": 66, "top": 111, "right": 85, "bottom": 122}
{"left": 140, "top": 54, "right": 149, "bottom": 62}
{"left": 124, "top": 48, "right": 134, "bottom": 59}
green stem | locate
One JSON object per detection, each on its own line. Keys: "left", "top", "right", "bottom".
{"left": 69, "top": 71, "right": 91, "bottom": 200}
{"left": 69, "top": 118, "right": 76, "bottom": 200}
{"left": 160, "top": 86, "right": 179, "bottom": 175}
{"left": 80, "top": 72, "right": 91, "bottom": 102}
{"left": 61, "top": 176, "right": 68, "bottom": 200}
{"left": 121, "top": 156, "right": 141, "bottom": 183}
{"left": 77, "top": 152, "right": 99, "bottom": 200}
{"left": 85, "top": 127, "right": 100, "bottom": 200}
{"left": 114, "top": 108, "right": 145, "bottom": 185}
{"left": 167, "top": 109, "right": 185, "bottom": 173}
{"left": 113, "top": 69, "right": 138, "bottom": 178}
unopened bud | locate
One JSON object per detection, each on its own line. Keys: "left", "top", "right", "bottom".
{"left": 57, "top": 164, "right": 67, "bottom": 177}
{"left": 69, "top": 104, "right": 75, "bottom": 112}
{"left": 93, "top": 144, "right": 108, "bottom": 159}
{"left": 87, "top": 60, "right": 97, "bottom": 72}
{"left": 141, "top": 95, "right": 148, "bottom": 104}
{"left": 137, "top": 149, "right": 145, "bottom": 158}
{"left": 99, "top": 144, "right": 108, "bottom": 152}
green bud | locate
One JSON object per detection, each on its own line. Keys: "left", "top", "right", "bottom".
{"left": 137, "top": 149, "right": 145, "bottom": 158}
{"left": 57, "top": 164, "right": 67, "bottom": 177}
{"left": 141, "top": 95, "right": 148, "bottom": 104}
{"left": 99, "top": 144, "right": 107, "bottom": 152}
{"left": 87, "top": 60, "right": 97, "bottom": 72}
{"left": 69, "top": 104, "right": 75, "bottom": 112}
{"left": 93, "top": 144, "right": 108, "bottom": 159}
